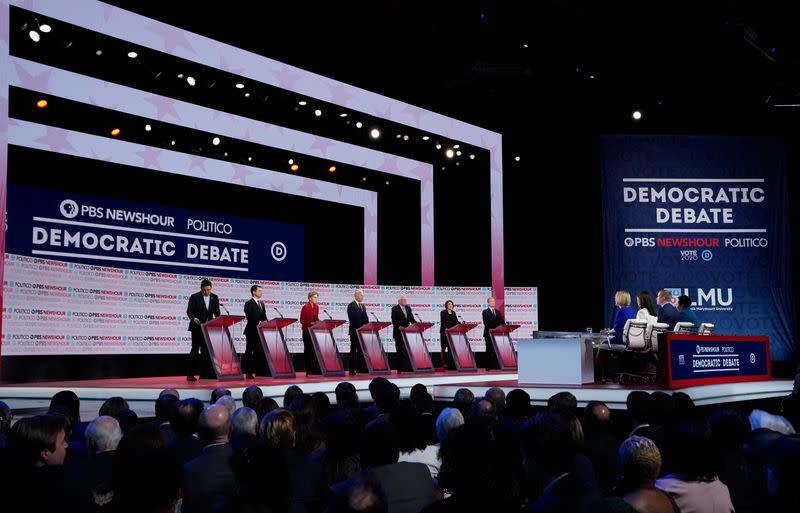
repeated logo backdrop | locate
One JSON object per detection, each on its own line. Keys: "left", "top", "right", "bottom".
{"left": 2, "top": 254, "right": 537, "bottom": 355}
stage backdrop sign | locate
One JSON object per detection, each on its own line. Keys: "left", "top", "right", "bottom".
{"left": 1, "top": 254, "right": 537, "bottom": 355}
{"left": 5, "top": 185, "right": 304, "bottom": 281}
{"left": 601, "top": 135, "right": 794, "bottom": 361}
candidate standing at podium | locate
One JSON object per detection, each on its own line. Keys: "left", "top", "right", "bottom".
{"left": 391, "top": 294, "right": 417, "bottom": 373}
{"left": 300, "top": 290, "right": 321, "bottom": 375}
{"left": 186, "top": 279, "right": 221, "bottom": 381}
{"left": 440, "top": 300, "right": 459, "bottom": 370}
{"left": 347, "top": 289, "right": 370, "bottom": 375}
{"left": 482, "top": 297, "right": 505, "bottom": 370}
{"left": 243, "top": 284, "right": 269, "bottom": 379}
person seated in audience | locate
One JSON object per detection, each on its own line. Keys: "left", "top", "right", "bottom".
{"left": 210, "top": 387, "right": 232, "bottom": 404}
{"left": 0, "top": 400, "right": 11, "bottom": 449}
{"left": 676, "top": 295, "right": 700, "bottom": 330}
{"left": 496, "top": 389, "right": 532, "bottom": 445}
{"left": 257, "top": 396, "right": 280, "bottom": 422}
{"left": 182, "top": 404, "right": 237, "bottom": 513}
{"left": 331, "top": 419, "right": 436, "bottom": 513}
{"left": 655, "top": 289, "right": 680, "bottom": 329}
{"left": 159, "top": 388, "right": 180, "bottom": 399}
{"left": 313, "top": 391, "right": 333, "bottom": 419}
{"left": 635, "top": 291, "right": 658, "bottom": 323}
{"left": 655, "top": 420, "right": 734, "bottom": 513}
{"left": 548, "top": 391, "right": 578, "bottom": 418}
{"left": 230, "top": 406, "right": 261, "bottom": 452}
{"left": 605, "top": 436, "right": 679, "bottom": 513}
{"left": 320, "top": 409, "right": 363, "bottom": 489}
{"left": 153, "top": 393, "right": 179, "bottom": 445}
{"left": 116, "top": 408, "right": 139, "bottom": 434}
{"left": 394, "top": 403, "right": 441, "bottom": 478}
{"left": 435, "top": 408, "right": 464, "bottom": 444}
{"left": 328, "top": 474, "right": 389, "bottom": 513}
{"left": 485, "top": 387, "right": 506, "bottom": 414}
{"left": 75, "top": 415, "right": 122, "bottom": 508}
{"left": 708, "top": 406, "right": 758, "bottom": 513}
{"left": 49, "top": 390, "right": 88, "bottom": 461}
{"left": 626, "top": 391, "right": 653, "bottom": 438}
{"left": 284, "top": 384, "right": 304, "bottom": 408}
{"left": 336, "top": 381, "right": 359, "bottom": 411}
{"left": 452, "top": 388, "right": 475, "bottom": 419}
{"left": 216, "top": 395, "right": 237, "bottom": 415}
{"left": 242, "top": 384, "right": 264, "bottom": 410}
{"left": 99, "top": 396, "right": 130, "bottom": 418}
{"left": 582, "top": 401, "right": 620, "bottom": 495}
{"left": 168, "top": 398, "right": 205, "bottom": 465}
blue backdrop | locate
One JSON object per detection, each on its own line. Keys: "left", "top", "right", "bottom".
{"left": 6, "top": 185, "right": 304, "bottom": 281}
{"left": 601, "top": 135, "right": 795, "bottom": 361}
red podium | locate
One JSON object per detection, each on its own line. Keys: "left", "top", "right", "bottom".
{"left": 257, "top": 318, "right": 297, "bottom": 378}
{"left": 489, "top": 324, "right": 520, "bottom": 370}
{"left": 445, "top": 322, "right": 479, "bottom": 371}
{"left": 201, "top": 315, "right": 245, "bottom": 380}
{"left": 357, "top": 322, "right": 392, "bottom": 374}
{"left": 309, "top": 319, "right": 347, "bottom": 376}
{"left": 400, "top": 322, "right": 435, "bottom": 373}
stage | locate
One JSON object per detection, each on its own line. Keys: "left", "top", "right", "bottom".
{"left": 0, "top": 370, "right": 792, "bottom": 421}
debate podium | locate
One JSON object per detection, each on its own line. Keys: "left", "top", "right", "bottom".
{"left": 309, "top": 319, "right": 347, "bottom": 376}
{"left": 357, "top": 321, "right": 392, "bottom": 374}
{"left": 257, "top": 318, "right": 297, "bottom": 378}
{"left": 201, "top": 315, "right": 245, "bottom": 380}
{"left": 489, "top": 324, "right": 520, "bottom": 370}
{"left": 445, "top": 322, "right": 480, "bottom": 371}
{"left": 400, "top": 322, "right": 435, "bottom": 373}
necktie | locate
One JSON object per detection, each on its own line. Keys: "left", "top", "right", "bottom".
{"left": 401, "top": 305, "right": 407, "bottom": 318}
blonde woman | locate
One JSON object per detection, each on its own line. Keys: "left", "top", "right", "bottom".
{"left": 610, "top": 290, "right": 636, "bottom": 345}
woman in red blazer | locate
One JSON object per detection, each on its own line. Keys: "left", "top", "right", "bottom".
{"left": 300, "top": 291, "right": 320, "bottom": 374}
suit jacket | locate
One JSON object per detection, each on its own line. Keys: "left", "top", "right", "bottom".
{"left": 182, "top": 443, "right": 236, "bottom": 513}
{"left": 169, "top": 435, "right": 206, "bottom": 466}
{"left": 391, "top": 304, "right": 417, "bottom": 340}
{"left": 244, "top": 298, "right": 268, "bottom": 335}
{"left": 331, "top": 462, "right": 436, "bottom": 513}
{"left": 482, "top": 307, "right": 505, "bottom": 337}
{"left": 657, "top": 302, "right": 680, "bottom": 330}
{"left": 347, "top": 301, "right": 370, "bottom": 336}
{"left": 186, "top": 291, "right": 221, "bottom": 331}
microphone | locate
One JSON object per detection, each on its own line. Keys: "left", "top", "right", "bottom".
{"left": 457, "top": 314, "right": 465, "bottom": 324}
{"left": 370, "top": 311, "right": 380, "bottom": 322}
{"left": 220, "top": 302, "right": 231, "bottom": 315}
{"left": 273, "top": 307, "right": 284, "bottom": 318}
{"left": 415, "top": 313, "right": 423, "bottom": 323}
{"left": 323, "top": 309, "right": 333, "bottom": 320}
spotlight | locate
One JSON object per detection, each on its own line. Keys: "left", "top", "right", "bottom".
{"left": 370, "top": 128, "right": 380, "bottom": 139}
{"left": 362, "top": 177, "right": 367, "bottom": 182}
{"left": 632, "top": 110, "right": 642, "bottom": 120}
{"left": 385, "top": 180, "right": 390, "bottom": 185}
{"left": 110, "top": 128, "right": 121, "bottom": 136}
{"left": 170, "top": 140, "right": 176, "bottom": 146}
{"left": 356, "top": 121, "right": 363, "bottom": 128}
{"left": 396, "top": 134, "right": 402, "bottom": 139}
{"left": 328, "top": 166, "right": 337, "bottom": 173}
{"left": 144, "top": 124, "right": 152, "bottom": 131}
{"left": 186, "top": 76, "right": 196, "bottom": 86}
{"left": 290, "top": 164, "right": 299, "bottom": 171}
{"left": 445, "top": 149, "right": 455, "bottom": 158}
{"left": 422, "top": 136, "right": 430, "bottom": 141}
{"left": 244, "top": 92, "right": 250, "bottom": 97}
{"left": 314, "top": 109, "right": 322, "bottom": 117}
{"left": 456, "top": 151, "right": 462, "bottom": 156}
{"left": 435, "top": 143, "right": 442, "bottom": 150}
{"left": 288, "top": 159, "right": 294, "bottom": 165}
{"left": 248, "top": 157, "right": 252, "bottom": 162}
{"left": 235, "top": 83, "right": 245, "bottom": 89}
{"left": 514, "top": 156, "right": 521, "bottom": 162}
{"left": 298, "top": 100, "right": 307, "bottom": 106}
{"left": 29, "top": 30, "right": 40, "bottom": 42}
{"left": 340, "top": 113, "right": 348, "bottom": 117}
{"left": 36, "top": 99, "right": 48, "bottom": 108}
{"left": 224, "top": 152, "right": 228, "bottom": 157}
{"left": 469, "top": 154, "right": 475, "bottom": 159}
{"left": 212, "top": 136, "right": 221, "bottom": 146}
{"left": 127, "top": 51, "right": 138, "bottom": 58}
{"left": 40, "top": 24, "right": 52, "bottom": 33}
{"left": 403, "top": 135, "right": 409, "bottom": 141}
{"left": 177, "top": 73, "right": 184, "bottom": 79}
{"left": 95, "top": 49, "right": 103, "bottom": 56}
{"left": 453, "top": 144, "right": 460, "bottom": 149}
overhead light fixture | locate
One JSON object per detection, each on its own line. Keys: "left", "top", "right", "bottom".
{"left": 290, "top": 164, "right": 299, "bottom": 171}
{"left": 456, "top": 150, "right": 462, "bottom": 156}
{"left": 170, "top": 140, "right": 176, "bottom": 146}
{"left": 403, "top": 135, "right": 409, "bottom": 141}
{"left": 314, "top": 109, "right": 322, "bottom": 117}
{"left": 95, "top": 49, "right": 103, "bottom": 56}
{"left": 127, "top": 51, "right": 138, "bottom": 58}
{"left": 288, "top": 159, "right": 294, "bottom": 165}
{"left": 144, "top": 124, "right": 152, "bottom": 131}
{"left": 340, "top": 113, "right": 348, "bottom": 117}
{"left": 514, "top": 156, "right": 521, "bottom": 162}
{"left": 469, "top": 154, "right": 475, "bottom": 159}
{"left": 445, "top": 149, "right": 455, "bottom": 158}
{"left": 435, "top": 143, "right": 442, "bottom": 150}
{"left": 370, "top": 128, "right": 381, "bottom": 139}
{"left": 248, "top": 157, "right": 252, "bottom": 162}
{"left": 110, "top": 128, "right": 121, "bottom": 136}
{"left": 235, "top": 83, "right": 245, "bottom": 89}
{"left": 298, "top": 100, "right": 307, "bottom": 106}
{"left": 36, "top": 99, "right": 48, "bottom": 108}
{"left": 356, "top": 121, "right": 363, "bottom": 128}
{"left": 244, "top": 92, "right": 250, "bottom": 97}
{"left": 453, "top": 144, "right": 460, "bottom": 149}
{"left": 186, "top": 76, "right": 196, "bottom": 86}
{"left": 632, "top": 110, "right": 642, "bottom": 120}
{"left": 212, "top": 137, "right": 221, "bottom": 145}
{"left": 39, "top": 24, "right": 52, "bottom": 33}
{"left": 328, "top": 166, "right": 337, "bottom": 173}
{"left": 29, "top": 30, "right": 40, "bottom": 42}
{"left": 422, "top": 136, "right": 430, "bottom": 141}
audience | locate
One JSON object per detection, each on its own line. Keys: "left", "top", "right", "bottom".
{"left": 581, "top": 401, "right": 619, "bottom": 495}
{"left": 211, "top": 387, "right": 233, "bottom": 404}
{"left": 154, "top": 393, "right": 179, "bottom": 445}
{"left": 168, "top": 397, "right": 205, "bottom": 465}
{"left": 485, "top": 387, "right": 506, "bottom": 414}
{"left": 0, "top": 400, "right": 12, "bottom": 449}
{"left": 606, "top": 436, "right": 679, "bottom": 513}
{"left": 230, "top": 406, "right": 260, "bottom": 452}
{"left": 242, "top": 385, "right": 264, "bottom": 410}
{"left": 284, "top": 384, "right": 304, "bottom": 409}
{"left": 80, "top": 415, "right": 123, "bottom": 508}
{"left": 394, "top": 403, "right": 441, "bottom": 478}
{"left": 99, "top": 396, "right": 130, "bottom": 418}
{"left": 257, "top": 396, "right": 281, "bottom": 422}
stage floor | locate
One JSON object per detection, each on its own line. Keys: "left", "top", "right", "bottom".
{"left": 0, "top": 371, "right": 792, "bottom": 420}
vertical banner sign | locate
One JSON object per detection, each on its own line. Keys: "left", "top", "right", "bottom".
{"left": 601, "top": 135, "right": 794, "bottom": 361}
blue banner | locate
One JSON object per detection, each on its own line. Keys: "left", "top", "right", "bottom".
{"left": 601, "top": 135, "right": 795, "bottom": 360}
{"left": 668, "top": 336, "right": 770, "bottom": 383}
{"left": 5, "top": 185, "right": 304, "bottom": 280}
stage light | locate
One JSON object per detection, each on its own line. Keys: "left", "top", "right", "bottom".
{"left": 290, "top": 164, "right": 299, "bottom": 172}
{"left": 445, "top": 149, "right": 455, "bottom": 158}
{"left": 632, "top": 110, "right": 642, "bottom": 120}
{"left": 422, "top": 136, "right": 430, "bottom": 141}
{"left": 469, "top": 154, "right": 475, "bottom": 159}
{"left": 396, "top": 134, "right": 402, "bottom": 139}
{"left": 523, "top": 43, "right": 528, "bottom": 48}
{"left": 456, "top": 150, "right": 462, "bottom": 156}
{"left": 29, "top": 30, "right": 40, "bottom": 42}
{"left": 355, "top": 121, "right": 363, "bottom": 128}
{"left": 362, "top": 177, "right": 367, "bottom": 182}
{"left": 144, "top": 124, "right": 152, "bottom": 131}
{"left": 95, "top": 49, "right": 103, "bottom": 56}
{"left": 170, "top": 140, "right": 176, "bottom": 146}
{"left": 110, "top": 128, "right": 121, "bottom": 136}
{"left": 248, "top": 156, "right": 252, "bottom": 162}
{"left": 514, "top": 156, "right": 521, "bottom": 162}
{"left": 403, "top": 135, "right": 409, "bottom": 141}
{"left": 235, "top": 83, "right": 245, "bottom": 89}
{"left": 328, "top": 166, "right": 337, "bottom": 173}
{"left": 288, "top": 159, "right": 294, "bottom": 165}
{"left": 453, "top": 144, "right": 460, "bottom": 149}
{"left": 298, "top": 100, "right": 307, "bottom": 106}
{"left": 186, "top": 76, "right": 196, "bottom": 86}
{"left": 435, "top": 143, "right": 442, "bottom": 150}
{"left": 36, "top": 99, "right": 48, "bottom": 108}
{"left": 40, "top": 24, "right": 52, "bottom": 33}
{"left": 340, "top": 113, "right": 348, "bottom": 117}
{"left": 370, "top": 128, "right": 380, "bottom": 139}
{"left": 177, "top": 73, "right": 184, "bottom": 79}
{"left": 314, "top": 109, "right": 322, "bottom": 116}
{"left": 212, "top": 136, "right": 221, "bottom": 146}
{"left": 224, "top": 152, "right": 228, "bottom": 157}
{"left": 244, "top": 92, "right": 250, "bottom": 97}
{"left": 127, "top": 51, "right": 138, "bottom": 58}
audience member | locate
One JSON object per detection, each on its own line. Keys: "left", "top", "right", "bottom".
{"left": 606, "top": 436, "right": 679, "bottom": 513}
{"left": 210, "top": 387, "right": 232, "bottom": 404}
{"left": 284, "top": 384, "right": 304, "bottom": 408}
{"left": 257, "top": 396, "right": 281, "bottom": 422}
{"left": 242, "top": 384, "right": 264, "bottom": 410}
{"left": 169, "top": 397, "right": 205, "bottom": 465}
{"left": 485, "top": 387, "right": 506, "bottom": 414}
{"left": 99, "top": 396, "right": 130, "bottom": 418}
{"left": 154, "top": 393, "right": 179, "bottom": 445}
{"left": 79, "top": 415, "right": 122, "bottom": 508}
{"left": 230, "top": 406, "right": 260, "bottom": 452}
{"left": 182, "top": 404, "right": 236, "bottom": 513}
{"left": 0, "top": 400, "right": 12, "bottom": 449}
{"left": 582, "top": 401, "right": 619, "bottom": 495}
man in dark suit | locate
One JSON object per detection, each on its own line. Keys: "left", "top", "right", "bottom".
{"left": 482, "top": 297, "right": 505, "bottom": 370}
{"left": 181, "top": 404, "right": 236, "bottom": 513}
{"left": 347, "top": 289, "right": 370, "bottom": 375}
{"left": 186, "top": 279, "right": 222, "bottom": 381}
{"left": 243, "top": 284, "right": 269, "bottom": 379}
{"left": 656, "top": 289, "right": 680, "bottom": 329}
{"left": 391, "top": 294, "right": 417, "bottom": 373}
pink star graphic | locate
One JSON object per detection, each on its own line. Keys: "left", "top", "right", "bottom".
{"left": 269, "top": 182, "right": 285, "bottom": 193}
{"left": 188, "top": 155, "right": 207, "bottom": 172}
{"left": 328, "top": 83, "right": 354, "bottom": 106}
{"left": 379, "top": 154, "right": 401, "bottom": 174}
{"left": 229, "top": 163, "right": 251, "bottom": 184}
{"left": 136, "top": 146, "right": 162, "bottom": 168}
{"left": 14, "top": 62, "right": 52, "bottom": 93}
{"left": 409, "top": 163, "right": 431, "bottom": 181}
{"left": 310, "top": 136, "right": 335, "bottom": 156}
{"left": 103, "top": 4, "right": 114, "bottom": 21}
{"left": 275, "top": 66, "right": 303, "bottom": 91}
{"left": 399, "top": 105, "right": 423, "bottom": 127}
{"left": 88, "top": 96, "right": 119, "bottom": 111}
{"left": 421, "top": 203, "right": 433, "bottom": 227}
{"left": 90, "top": 149, "right": 111, "bottom": 162}
{"left": 35, "top": 127, "right": 74, "bottom": 153}
{"left": 145, "top": 96, "right": 180, "bottom": 121}
{"left": 147, "top": 24, "right": 195, "bottom": 55}
{"left": 219, "top": 56, "right": 245, "bottom": 76}
{"left": 298, "top": 178, "right": 320, "bottom": 197}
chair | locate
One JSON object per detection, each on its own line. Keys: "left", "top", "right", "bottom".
{"left": 673, "top": 322, "right": 695, "bottom": 334}
{"left": 698, "top": 323, "right": 715, "bottom": 335}
{"left": 646, "top": 322, "right": 669, "bottom": 353}
{"left": 598, "top": 320, "right": 655, "bottom": 384}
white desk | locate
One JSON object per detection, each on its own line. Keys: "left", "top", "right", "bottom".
{"left": 518, "top": 332, "right": 596, "bottom": 385}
